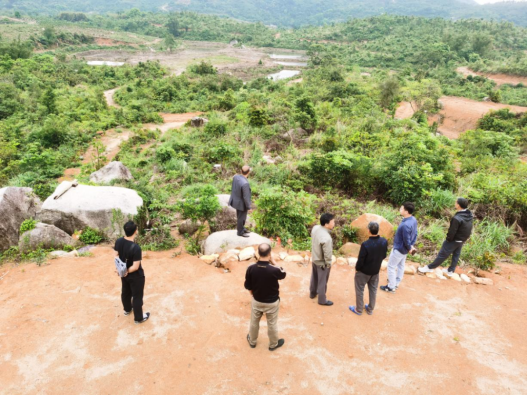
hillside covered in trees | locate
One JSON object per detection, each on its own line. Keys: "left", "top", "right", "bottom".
{"left": 0, "top": 10, "right": 526, "bottom": 271}
{"left": 0, "top": 0, "right": 527, "bottom": 26}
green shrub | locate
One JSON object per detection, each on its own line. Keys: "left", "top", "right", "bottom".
{"left": 156, "top": 145, "right": 176, "bottom": 163}
{"left": 204, "top": 119, "right": 227, "bottom": 137}
{"left": 136, "top": 226, "right": 179, "bottom": 251}
{"left": 253, "top": 187, "right": 316, "bottom": 240}
{"left": 422, "top": 189, "right": 456, "bottom": 216}
{"left": 190, "top": 61, "right": 217, "bottom": 75}
{"left": 19, "top": 219, "right": 37, "bottom": 234}
{"left": 79, "top": 227, "right": 104, "bottom": 244}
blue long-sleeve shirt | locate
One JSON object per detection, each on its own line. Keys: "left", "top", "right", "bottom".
{"left": 393, "top": 216, "right": 418, "bottom": 255}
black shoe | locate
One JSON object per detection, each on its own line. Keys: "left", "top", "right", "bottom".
{"left": 247, "top": 334, "right": 256, "bottom": 348}
{"left": 269, "top": 339, "right": 285, "bottom": 351}
{"left": 135, "top": 312, "right": 150, "bottom": 324}
{"left": 319, "top": 300, "right": 334, "bottom": 306}
{"left": 380, "top": 285, "right": 395, "bottom": 293}
{"left": 243, "top": 228, "right": 251, "bottom": 234}
{"left": 237, "top": 233, "right": 250, "bottom": 238}
{"left": 309, "top": 294, "right": 317, "bottom": 299}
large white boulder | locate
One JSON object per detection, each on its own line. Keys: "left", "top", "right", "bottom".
{"left": 19, "top": 223, "right": 79, "bottom": 253}
{"left": 37, "top": 182, "right": 143, "bottom": 238}
{"left": 0, "top": 187, "right": 41, "bottom": 251}
{"left": 203, "top": 230, "right": 271, "bottom": 255}
{"left": 89, "top": 161, "right": 133, "bottom": 184}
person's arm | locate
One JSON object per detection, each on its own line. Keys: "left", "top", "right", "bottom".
{"left": 403, "top": 223, "right": 414, "bottom": 252}
{"left": 127, "top": 245, "right": 142, "bottom": 274}
{"left": 322, "top": 237, "right": 333, "bottom": 268}
{"left": 355, "top": 243, "right": 367, "bottom": 272}
{"left": 241, "top": 183, "right": 251, "bottom": 211}
{"left": 446, "top": 217, "right": 460, "bottom": 242}
{"left": 271, "top": 258, "right": 287, "bottom": 279}
{"left": 244, "top": 267, "right": 252, "bottom": 292}
{"left": 383, "top": 240, "right": 388, "bottom": 259}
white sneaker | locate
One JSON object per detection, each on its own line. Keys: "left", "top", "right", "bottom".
{"left": 443, "top": 268, "right": 454, "bottom": 277}
{"left": 418, "top": 266, "right": 433, "bottom": 274}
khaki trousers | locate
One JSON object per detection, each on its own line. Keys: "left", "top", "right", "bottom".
{"left": 248, "top": 298, "right": 280, "bottom": 348}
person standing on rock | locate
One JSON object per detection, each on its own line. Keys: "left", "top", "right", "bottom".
{"left": 380, "top": 202, "right": 417, "bottom": 294}
{"left": 229, "top": 165, "right": 252, "bottom": 238}
{"left": 418, "top": 198, "right": 473, "bottom": 277}
{"left": 310, "top": 213, "right": 335, "bottom": 306}
{"left": 349, "top": 221, "right": 388, "bottom": 316}
{"left": 114, "top": 221, "right": 150, "bottom": 324}
{"left": 245, "top": 243, "right": 287, "bottom": 351}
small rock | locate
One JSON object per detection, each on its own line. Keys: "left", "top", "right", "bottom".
{"left": 200, "top": 254, "right": 219, "bottom": 265}
{"left": 434, "top": 268, "right": 447, "bottom": 280}
{"left": 219, "top": 250, "right": 239, "bottom": 265}
{"left": 348, "top": 257, "right": 358, "bottom": 266}
{"left": 460, "top": 274, "right": 471, "bottom": 283}
{"left": 404, "top": 265, "right": 416, "bottom": 275}
{"left": 50, "top": 250, "right": 69, "bottom": 258}
{"left": 331, "top": 255, "right": 337, "bottom": 265}
{"left": 450, "top": 273, "right": 462, "bottom": 282}
{"left": 474, "top": 277, "right": 493, "bottom": 286}
{"left": 213, "top": 164, "right": 222, "bottom": 171}
{"left": 284, "top": 254, "right": 304, "bottom": 263}
{"left": 426, "top": 272, "right": 437, "bottom": 279}
{"left": 238, "top": 247, "right": 255, "bottom": 261}
{"left": 336, "top": 257, "right": 347, "bottom": 266}
{"left": 338, "top": 242, "right": 361, "bottom": 257}
{"left": 262, "top": 155, "right": 275, "bottom": 165}
{"left": 279, "top": 252, "right": 288, "bottom": 261}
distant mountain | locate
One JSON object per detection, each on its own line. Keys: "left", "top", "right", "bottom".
{"left": 1, "top": 0, "right": 526, "bottom": 26}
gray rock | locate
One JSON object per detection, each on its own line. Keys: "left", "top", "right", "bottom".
{"left": 178, "top": 219, "right": 202, "bottom": 236}
{"left": 190, "top": 117, "right": 209, "bottom": 127}
{"left": 203, "top": 230, "right": 271, "bottom": 255}
{"left": 37, "top": 182, "right": 143, "bottom": 238}
{"left": 19, "top": 223, "right": 78, "bottom": 253}
{"left": 216, "top": 194, "right": 236, "bottom": 215}
{"left": 0, "top": 187, "right": 42, "bottom": 251}
{"left": 89, "top": 161, "right": 133, "bottom": 184}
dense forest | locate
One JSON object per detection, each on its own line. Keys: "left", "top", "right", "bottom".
{"left": 0, "top": 0, "right": 527, "bottom": 26}
{"left": 0, "top": 10, "right": 526, "bottom": 270}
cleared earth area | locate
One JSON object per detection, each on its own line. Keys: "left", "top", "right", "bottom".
{"left": 0, "top": 247, "right": 526, "bottom": 394}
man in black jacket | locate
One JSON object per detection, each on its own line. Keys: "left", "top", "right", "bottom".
{"left": 229, "top": 165, "right": 252, "bottom": 237}
{"left": 349, "top": 222, "right": 388, "bottom": 316}
{"left": 418, "top": 198, "right": 473, "bottom": 277}
{"left": 244, "top": 243, "right": 287, "bottom": 351}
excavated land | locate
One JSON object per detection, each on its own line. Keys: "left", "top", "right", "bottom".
{"left": 0, "top": 247, "right": 526, "bottom": 394}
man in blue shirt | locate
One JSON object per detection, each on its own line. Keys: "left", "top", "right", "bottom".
{"left": 380, "top": 202, "right": 418, "bottom": 293}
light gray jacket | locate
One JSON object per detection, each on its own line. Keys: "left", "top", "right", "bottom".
{"left": 228, "top": 174, "right": 251, "bottom": 212}
{"left": 311, "top": 225, "right": 333, "bottom": 268}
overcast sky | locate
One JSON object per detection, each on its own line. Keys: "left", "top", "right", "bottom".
{"left": 473, "top": 0, "right": 526, "bottom": 3}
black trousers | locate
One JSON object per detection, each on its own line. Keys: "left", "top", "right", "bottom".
{"left": 121, "top": 274, "right": 145, "bottom": 322}
{"left": 236, "top": 209, "right": 248, "bottom": 235}
{"left": 427, "top": 240, "right": 465, "bottom": 272}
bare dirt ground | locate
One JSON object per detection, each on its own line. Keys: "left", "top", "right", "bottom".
{"left": 74, "top": 41, "right": 305, "bottom": 78}
{"left": 394, "top": 101, "right": 415, "bottom": 119}
{"left": 431, "top": 96, "right": 527, "bottom": 139}
{"left": 457, "top": 67, "right": 527, "bottom": 87}
{"left": 0, "top": 247, "right": 525, "bottom": 394}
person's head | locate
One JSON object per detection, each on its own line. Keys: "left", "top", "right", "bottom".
{"left": 241, "top": 165, "right": 251, "bottom": 177}
{"left": 368, "top": 221, "right": 379, "bottom": 236}
{"left": 455, "top": 197, "right": 469, "bottom": 211}
{"left": 258, "top": 243, "right": 272, "bottom": 260}
{"left": 124, "top": 220, "right": 138, "bottom": 238}
{"left": 400, "top": 202, "right": 415, "bottom": 217}
{"left": 320, "top": 213, "right": 335, "bottom": 230}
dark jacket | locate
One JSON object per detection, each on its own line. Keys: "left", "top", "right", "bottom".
{"left": 355, "top": 236, "right": 388, "bottom": 276}
{"left": 244, "top": 261, "right": 287, "bottom": 303}
{"left": 446, "top": 209, "right": 473, "bottom": 242}
{"left": 229, "top": 174, "right": 251, "bottom": 212}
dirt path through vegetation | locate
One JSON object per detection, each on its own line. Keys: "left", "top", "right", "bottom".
{"left": 0, "top": 247, "right": 525, "bottom": 394}
{"left": 456, "top": 67, "right": 527, "bottom": 86}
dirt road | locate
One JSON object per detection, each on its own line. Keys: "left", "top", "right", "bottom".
{"left": 457, "top": 67, "right": 527, "bottom": 87}
{"left": 0, "top": 247, "right": 525, "bottom": 394}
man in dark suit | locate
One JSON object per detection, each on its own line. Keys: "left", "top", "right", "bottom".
{"left": 229, "top": 165, "right": 252, "bottom": 237}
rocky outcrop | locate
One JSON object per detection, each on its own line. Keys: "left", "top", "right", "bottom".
{"left": 0, "top": 187, "right": 41, "bottom": 251}
{"left": 203, "top": 230, "right": 271, "bottom": 255}
{"left": 19, "top": 223, "right": 78, "bottom": 253}
{"left": 89, "top": 161, "right": 133, "bottom": 184}
{"left": 37, "top": 182, "right": 143, "bottom": 239}
{"left": 178, "top": 219, "right": 201, "bottom": 236}
{"left": 338, "top": 242, "right": 361, "bottom": 257}
{"left": 351, "top": 213, "right": 394, "bottom": 243}
{"left": 191, "top": 117, "right": 208, "bottom": 127}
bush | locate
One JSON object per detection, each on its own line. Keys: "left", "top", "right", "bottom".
{"left": 422, "top": 189, "right": 456, "bottom": 216}
{"left": 204, "top": 119, "right": 227, "bottom": 137}
{"left": 19, "top": 219, "right": 37, "bottom": 234}
{"left": 156, "top": 145, "right": 176, "bottom": 163}
{"left": 253, "top": 188, "right": 316, "bottom": 240}
{"left": 79, "top": 227, "right": 104, "bottom": 244}
{"left": 136, "top": 226, "right": 178, "bottom": 251}
{"left": 303, "top": 151, "right": 373, "bottom": 195}
{"left": 190, "top": 61, "right": 217, "bottom": 75}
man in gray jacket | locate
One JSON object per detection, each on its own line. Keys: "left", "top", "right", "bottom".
{"left": 229, "top": 165, "right": 252, "bottom": 238}
{"left": 310, "top": 213, "right": 335, "bottom": 306}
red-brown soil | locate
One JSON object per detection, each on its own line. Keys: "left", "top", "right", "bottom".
{"left": 432, "top": 96, "right": 527, "bottom": 139}
{"left": 0, "top": 247, "right": 525, "bottom": 394}
{"left": 95, "top": 37, "right": 135, "bottom": 47}
{"left": 457, "top": 67, "right": 527, "bottom": 87}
